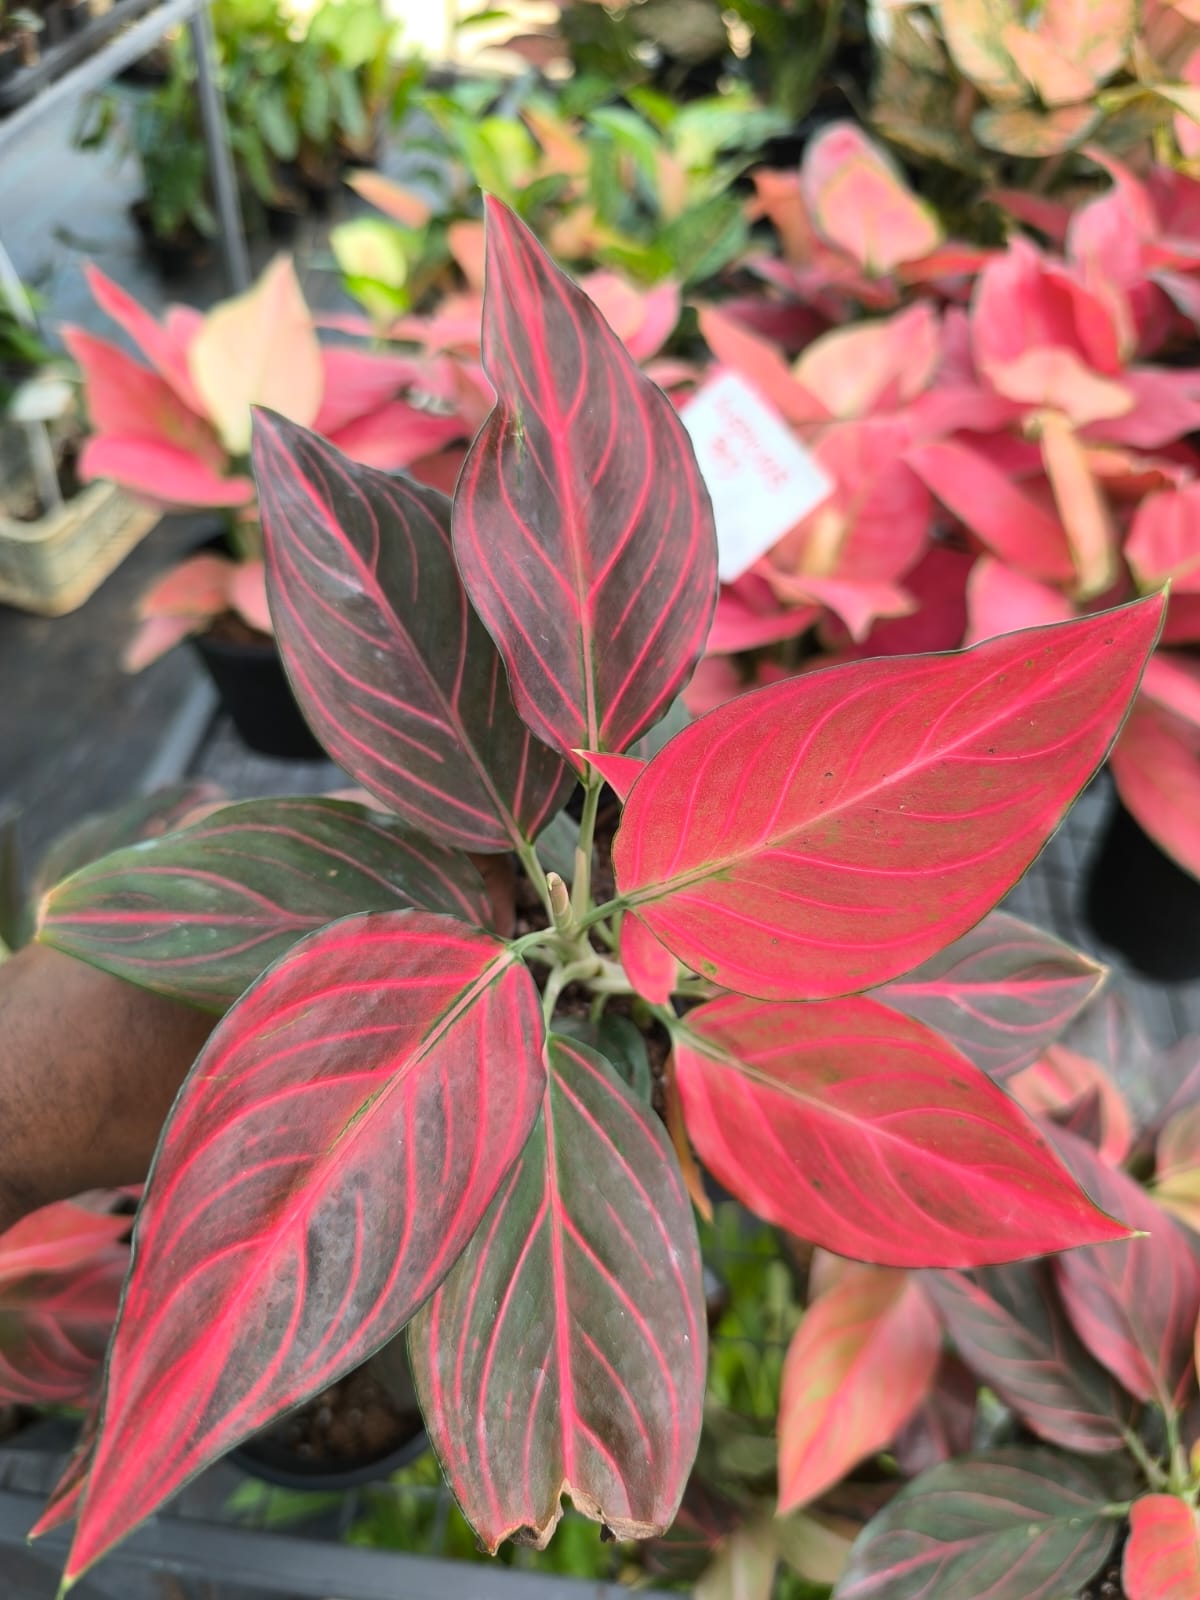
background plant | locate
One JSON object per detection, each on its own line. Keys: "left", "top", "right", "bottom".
{"left": 27, "top": 199, "right": 1166, "bottom": 1589}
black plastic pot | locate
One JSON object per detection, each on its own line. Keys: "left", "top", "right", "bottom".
{"left": 1083, "top": 791, "right": 1200, "bottom": 980}
{"left": 192, "top": 630, "right": 325, "bottom": 762}
{"left": 231, "top": 1423, "right": 426, "bottom": 1492}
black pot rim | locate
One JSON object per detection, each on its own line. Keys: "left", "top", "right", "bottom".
{"left": 229, "top": 1424, "right": 427, "bottom": 1491}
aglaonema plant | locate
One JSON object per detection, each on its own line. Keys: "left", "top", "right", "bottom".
{"left": 31, "top": 197, "right": 1168, "bottom": 1586}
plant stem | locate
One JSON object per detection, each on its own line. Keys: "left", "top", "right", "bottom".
{"left": 515, "top": 838, "right": 554, "bottom": 920}
{"left": 1166, "top": 1407, "right": 1190, "bottom": 1496}
{"left": 542, "top": 954, "right": 601, "bottom": 1023}
{"left": 1124, "top": 1425, "right": 1170, "bottom": 1492}
{"left": 571, "top": 775, "right": 603, "bottom": 923}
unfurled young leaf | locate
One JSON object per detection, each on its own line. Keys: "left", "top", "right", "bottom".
{"left": 253, "top": 413, "right": 570, "bottom": 852}
{"left": 410, "top": 1036, "right": 705, "bottom": 1551}
{"left": 1124, "top": 1495, "right": 1200, "bottom": 1600}
{"left": 452, "top": 198, "right": 717, "bottom": 762}
{"left": 1053, "top": 1129, "right": 1200, "bottom": 1409}
{"left": 778, "top": 1270, "right": 940, "bottom": 1511}
{"left": 37, "top": 798, "right": 493, "bottom": 1010}
{"left": 63, "top": 912, "right": 546, "bottom": 1582}
{"left": 922, "top": 1264, "right": 1129, "bottom": 1452}
{"left": 833, "top": 1449, "right": 1115, "bottom": 1600}
{"left": 876, "top": 911, "right": 1106, "bottom": 1079}
{"left": 614, "top": 601, "right": 1164, "bottom": 1000}
{"left": 672, "top": 996, "right": 1128, "bottom": 1267}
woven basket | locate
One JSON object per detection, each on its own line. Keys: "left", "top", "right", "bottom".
{"left": 0, "top": 481, "right": 158, "bottom": 616}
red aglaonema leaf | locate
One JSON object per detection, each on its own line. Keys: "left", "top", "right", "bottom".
{"left": 876, "top": 910, "right": 1106, "bottom": 1079}
{"left": 0, "top": 1202, "right": 128, "bottom": 1408}
{"left": 37, "top": 798, "right": 491, "bottom": 1010}
{"left": 778, "top": 1269, "right": 940, "bottom": 1511}
{"left": 452, "top": 198, "right": 717, "bottom": 762}
{"left": 672, "top": 996, "right": 1128, "bottom": 1268}
{"left": 583, "top": 751, "right": 646, "bottom": 803}
{"left": 29, "top": 1396, "right": 99, "bottom": 1538}
{"left": 921, "top": 1264, "right": 1129, "bottom": 1452}
{"left": 832, "top": 1449, "right": 1116, "bottom": 1600}
{"left": 622, "top": 912, "right": 678, "bottom": 1004}
{"left": 1052, "top": 1129, "right": 1200, "bottom": 1410}
{"left": 252, "top": 411, "right": 570, "bottom": 853}
{"left": 409, "top": 1035, "right": 706, "bottom": 1550}
{"left": 63, "top": 911, "right": 546, "bottom": 1582}
{"left": 1111, "top": 701, "right": 1200, "bottom": 879}
{"left": 614, "top": 601, "right": 1164, "bottom": 1000}
{"left": 891, "top": 1353, "right": 978, "bottom": 1477}
{"left": 1124, "top": 1495, "right": 1200, "bottom": 1600}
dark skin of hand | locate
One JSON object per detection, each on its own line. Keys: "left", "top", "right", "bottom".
{"left": 0, "top": 945, "right": 213, "bottom": 1235}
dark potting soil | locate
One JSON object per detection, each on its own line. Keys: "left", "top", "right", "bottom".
{"left": 254, "top": 1368, "right": 418, "bottom": 1467}
{"left": 1077, "top": 1531, "right": 1128, "bottom": 1600}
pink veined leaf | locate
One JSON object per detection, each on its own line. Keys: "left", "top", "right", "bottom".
{"left": 28, "top": 1394, "right": 99, "bottom": 1539}
{"left": 1127, "top": 483, "right": 1200, "bottom": 592}
{"left": 135, "top": 554, "right": 238, "bottom": 620}
{"left": 37, "top": 797, "right": 493, "bottom": 1010}
{"left": 964, "top": 558, "right": 1074, "bottom": 647}
{"left": 452, "top": 199, "right": 718, "bottom": 762}
{"left": 622, "top": 913, "right": 678, "bottom": 1004}
{"left": 312, "top": 347, "right": 428, "bottom": 437}
{"left": 1124, "top": 1495, "right": 1200, "bottom": 1600}
{"left": 582, "top": 273, "right": 680, "bottom": 363}
{"left": 63, "top": 911, "right": 546, "bottom": 1582}
{"left": 31, "top": 782, "right": 225, "bottom": 901}
{"left": 0, "top": 1251, "right": 127, "bottom": 1407}
{"left": 1141, "top": 653, "right": 1200, "bottom": 730}
{"left": 61, "top": 328, "right": 225, "bottom": 469}
{"left": 83, "top": 264, "right": 203, "bottom": 412}
{"left": 1008, "top": 1047, "right": 1133, "bottom": 1168}
{"left": 79, "top": 437, "right": 254, "bottom": 508}
{"left": 766, "top": 571, "right": 914, "bottom": 645}
{"left": 1039, "top": 413, "right": 1117, "bottom": 598}
{"left": 778, "top": 1269, "right": 941, "bottom": 1511}
{"left": 707, "top": 576, "right": 820, "bottom": 656}
{"left": 792, "top": 304, "right": 941, "bottom": 419}
{"left": 672, "top": 995, "right": 1129, "bottom": 1268}
{"left": 906, "top": 440, "right": 1076, "bottom": 584}
{"left": 252, "top": 411, "right": 570, "bottom": 853}
{"left": 1110, "top": 701, "right": 1200, "bottom": 879}
{"left": 614, "top": 600, "right": 1164, "bottom": 1001}
{"left": 921, "top": 1264, "right": 1130, "bottom": 1453}
{"left": 1052, "top": 1128, "right": 1200, "bottom": 1410}
{"left": 0, "top": 1203, "right": 128, "bottom": 1289}
{"left": 891, "top": 1354, "right": 978, "bottom": 1478}
{"left": 833, "top": 1448, "right": 1116, "bottom": 1600}
{"left": 874, "top": 909, "right": 1106, "bottom": 1079}
{"left": 800, "top": 122, "right": 943, "bottom": 274}
{"left": 409, "top": 1035, "right": 706, "bottom": 1551}
{"left": 582, "top": 751, "right": 646, "bottom": 802}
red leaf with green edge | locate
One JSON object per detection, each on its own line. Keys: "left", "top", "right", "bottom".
{"left": 778, "top": 1269, "right": 940, "bottom": 1512}
{"left": 875, "top": 910, "right": 1106, "bottom": 1080}
{"left": 36, "top": 797, "right": 491, "bottom": 1011}
{"left": 1052, "top": 1128, "right": 1200, "bottom": 1409}
{"left": 64, "top": 911, "right": 545, "bottom": 1582}
{"left": 31, "top": 781, "right": 223, "bottom": 904}
{"left": 614, "top": 600, "right": 1164, "bottom": 1001}
{"left": 921, "top": 1264, "right": 1130, "bottom": 1452}
{"left": 622, "top": 912, "right": 678, "bottom": 1004}
{"left": 583, "top": 751, "right": 645, "bottom": 803}
{"left": 409, "top": 1035, "right": 706, "bottom": 1551}
{"left": 672, "top": 995, "right": 1128, "bottom": 1268}
{"left": 1125, "top": 1495, "right": 1200, "bottom": 1600}
{"left": 832, "top": 1448, "right": 1116, "bottom": 1600}
{"left": 452, "top": 198, "right": 717, "bottom": 763}
{"left": 252, "top": 411, "right": 570, "bottom": 853}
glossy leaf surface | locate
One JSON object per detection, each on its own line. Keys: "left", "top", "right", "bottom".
{"left": 778, "top": 1270, "right": 940, "bottom": 1511}
{"left": 615, "top": 601, "right": 1163, "bottom": 1000}
{"left": 410, "top": 1036, "right": 705, "bottom": 1550}
{"left": 622, "top": 912, "right": 678, "bottom": 1004}
{"left": 673, "top": 996, "right": 1127, "bottom": 1267}
{"left": 65, "top": 912, "right": 545, "bottom": 1581}
{"left": 31, "top": 782, "right": 222, "bottom": 905}
{"left": 1053, "top": 1130, "right": 1200, "bottom": 1408}
{"left": 833, "top": 1449, "right": 1114, "bottom": 1600}
{"left": 253, "top": 412, "right": 570, "bottom": 852}
{"left": 1125, "top": 1495, "right": 1200, "bottom": 1600}
{"left": 37, "top": 798, "right": 491, "bottom": 1010}
{"left": 922, "top": 1264, "right": 1128, "bottom": 1452}
{"left": 877, "top": 911, "right": 1106, "bottom": 1079}
{"left": 453, "top": 199, "right": 717, "bottom": 761}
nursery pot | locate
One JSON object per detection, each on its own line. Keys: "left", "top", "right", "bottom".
{"left": 230, "top": 1346, "right": 426, "bottom": 1491}
{"left": 192, "top": 627, "right": 325, "bottom": 762}
{"left": 1083, "top": 788, "right": 1200, "bottom": 981}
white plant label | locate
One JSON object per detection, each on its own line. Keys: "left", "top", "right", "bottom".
{"left": 681, "top": 371, "right": 833, "bottom": 583}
